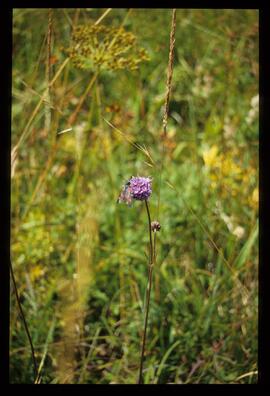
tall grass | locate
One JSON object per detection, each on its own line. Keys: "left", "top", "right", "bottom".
{"left": 11, "top": 8, "right": 258, "bottom": 384}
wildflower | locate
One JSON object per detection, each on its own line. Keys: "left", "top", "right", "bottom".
{"left": 65, "top": 24, "right": 150, "bottom": 72}
{"left": 202, "top": 145, "right": 219, "bottom": 168}
{"left": 129, "top": 176, "right": 152, "bottom": 201}
{"left": 151, "top": 221, "right": 161, "bottom": 232}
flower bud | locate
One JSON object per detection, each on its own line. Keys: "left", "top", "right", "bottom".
{"left": 151, "top": 221, "right": 161, "bottom": 232}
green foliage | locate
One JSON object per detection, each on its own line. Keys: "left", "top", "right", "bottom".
{"left": 11, "top": 8, "right": 258, "bottom": 384}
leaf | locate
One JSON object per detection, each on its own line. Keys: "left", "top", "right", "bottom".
{"left": 234, "top": 221, "right": 258, "bottom": 269}
{"left": 154, "top": 340, "right": 181, "bottom": 383}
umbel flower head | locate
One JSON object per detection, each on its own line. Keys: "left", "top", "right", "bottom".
{"left": 129, "top": 176, "right": 152, "bottom": 201}
{"left": 65, "top": 24, "right": 150, "bottom": 72}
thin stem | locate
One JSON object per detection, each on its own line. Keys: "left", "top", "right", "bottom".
{"left": 10, "top": 260, "right": 38, "bottom": 380}
{"left": 94, "top": 8, "right": 112, "bottom": 26}
{"left": 138, "top": 200, "right": 154, "bottom": 384}
{"left": 157, "top": 9, "right": 177, "bottom": 221}
{"left": 15, "top": 57, "right": 69, "bottom": 153}
{"left": 68, "top": 71, "right": 99, "bottom": 126}
{"left": 44, "top": 8, "right": 53, "bottom": 136}
{"left": 162, "top": 9, "right": 177, "bottom": 137}
{"left": 145, "top": 200, "right": 153, "bottom": 265}
{"left": 153, "top": 231, "right": 157, "bottom": 266}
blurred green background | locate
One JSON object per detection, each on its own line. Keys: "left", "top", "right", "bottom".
{"left": 11, "top": 8, "right": 258, "bottom": 384}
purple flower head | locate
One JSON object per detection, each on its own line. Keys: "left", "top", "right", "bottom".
{"left": 129, "top": 176, "right": 152, "bottom": 201}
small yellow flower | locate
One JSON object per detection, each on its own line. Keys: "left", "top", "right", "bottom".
{"left": 30, "top": 265, "right": 45, "bottom": 282}
{"left": 252, "top": 187, "right": 258, "bottom": 203}
{"left": 249, "top": 187, "right": 258, "bottom": 210}
{"left": 202, "top": 145, "right": 219, "bottom": 167}
{"left": 221, "top": 157, "right": 242, "bottom": 177}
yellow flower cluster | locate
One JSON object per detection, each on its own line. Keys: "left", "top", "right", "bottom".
{"left": 203, "top": 145, "right": 242, "bottom": 180}
{"left": 65, "top": 24, "right": 150, "bottom": 72}
{"left": 202, "top": 145, "right": 258, "bottom": 211}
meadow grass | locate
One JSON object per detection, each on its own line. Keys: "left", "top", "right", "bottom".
{"left": 11, "top": 8, "right": 258, "bottom": 384}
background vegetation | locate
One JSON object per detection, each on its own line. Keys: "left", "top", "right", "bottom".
{"left": 11, "top": 8, "right": 258, "bottom": 384}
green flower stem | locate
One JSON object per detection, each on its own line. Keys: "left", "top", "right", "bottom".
{"left": 10, "top": 260, "right": 38, "bottom": 380}
{"left": 138, "top": 200, "right": 155, "bottom": 384}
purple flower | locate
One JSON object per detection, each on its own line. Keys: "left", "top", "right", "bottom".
{"left": 129, "top": 176, "right": 152, "bottom": 201}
